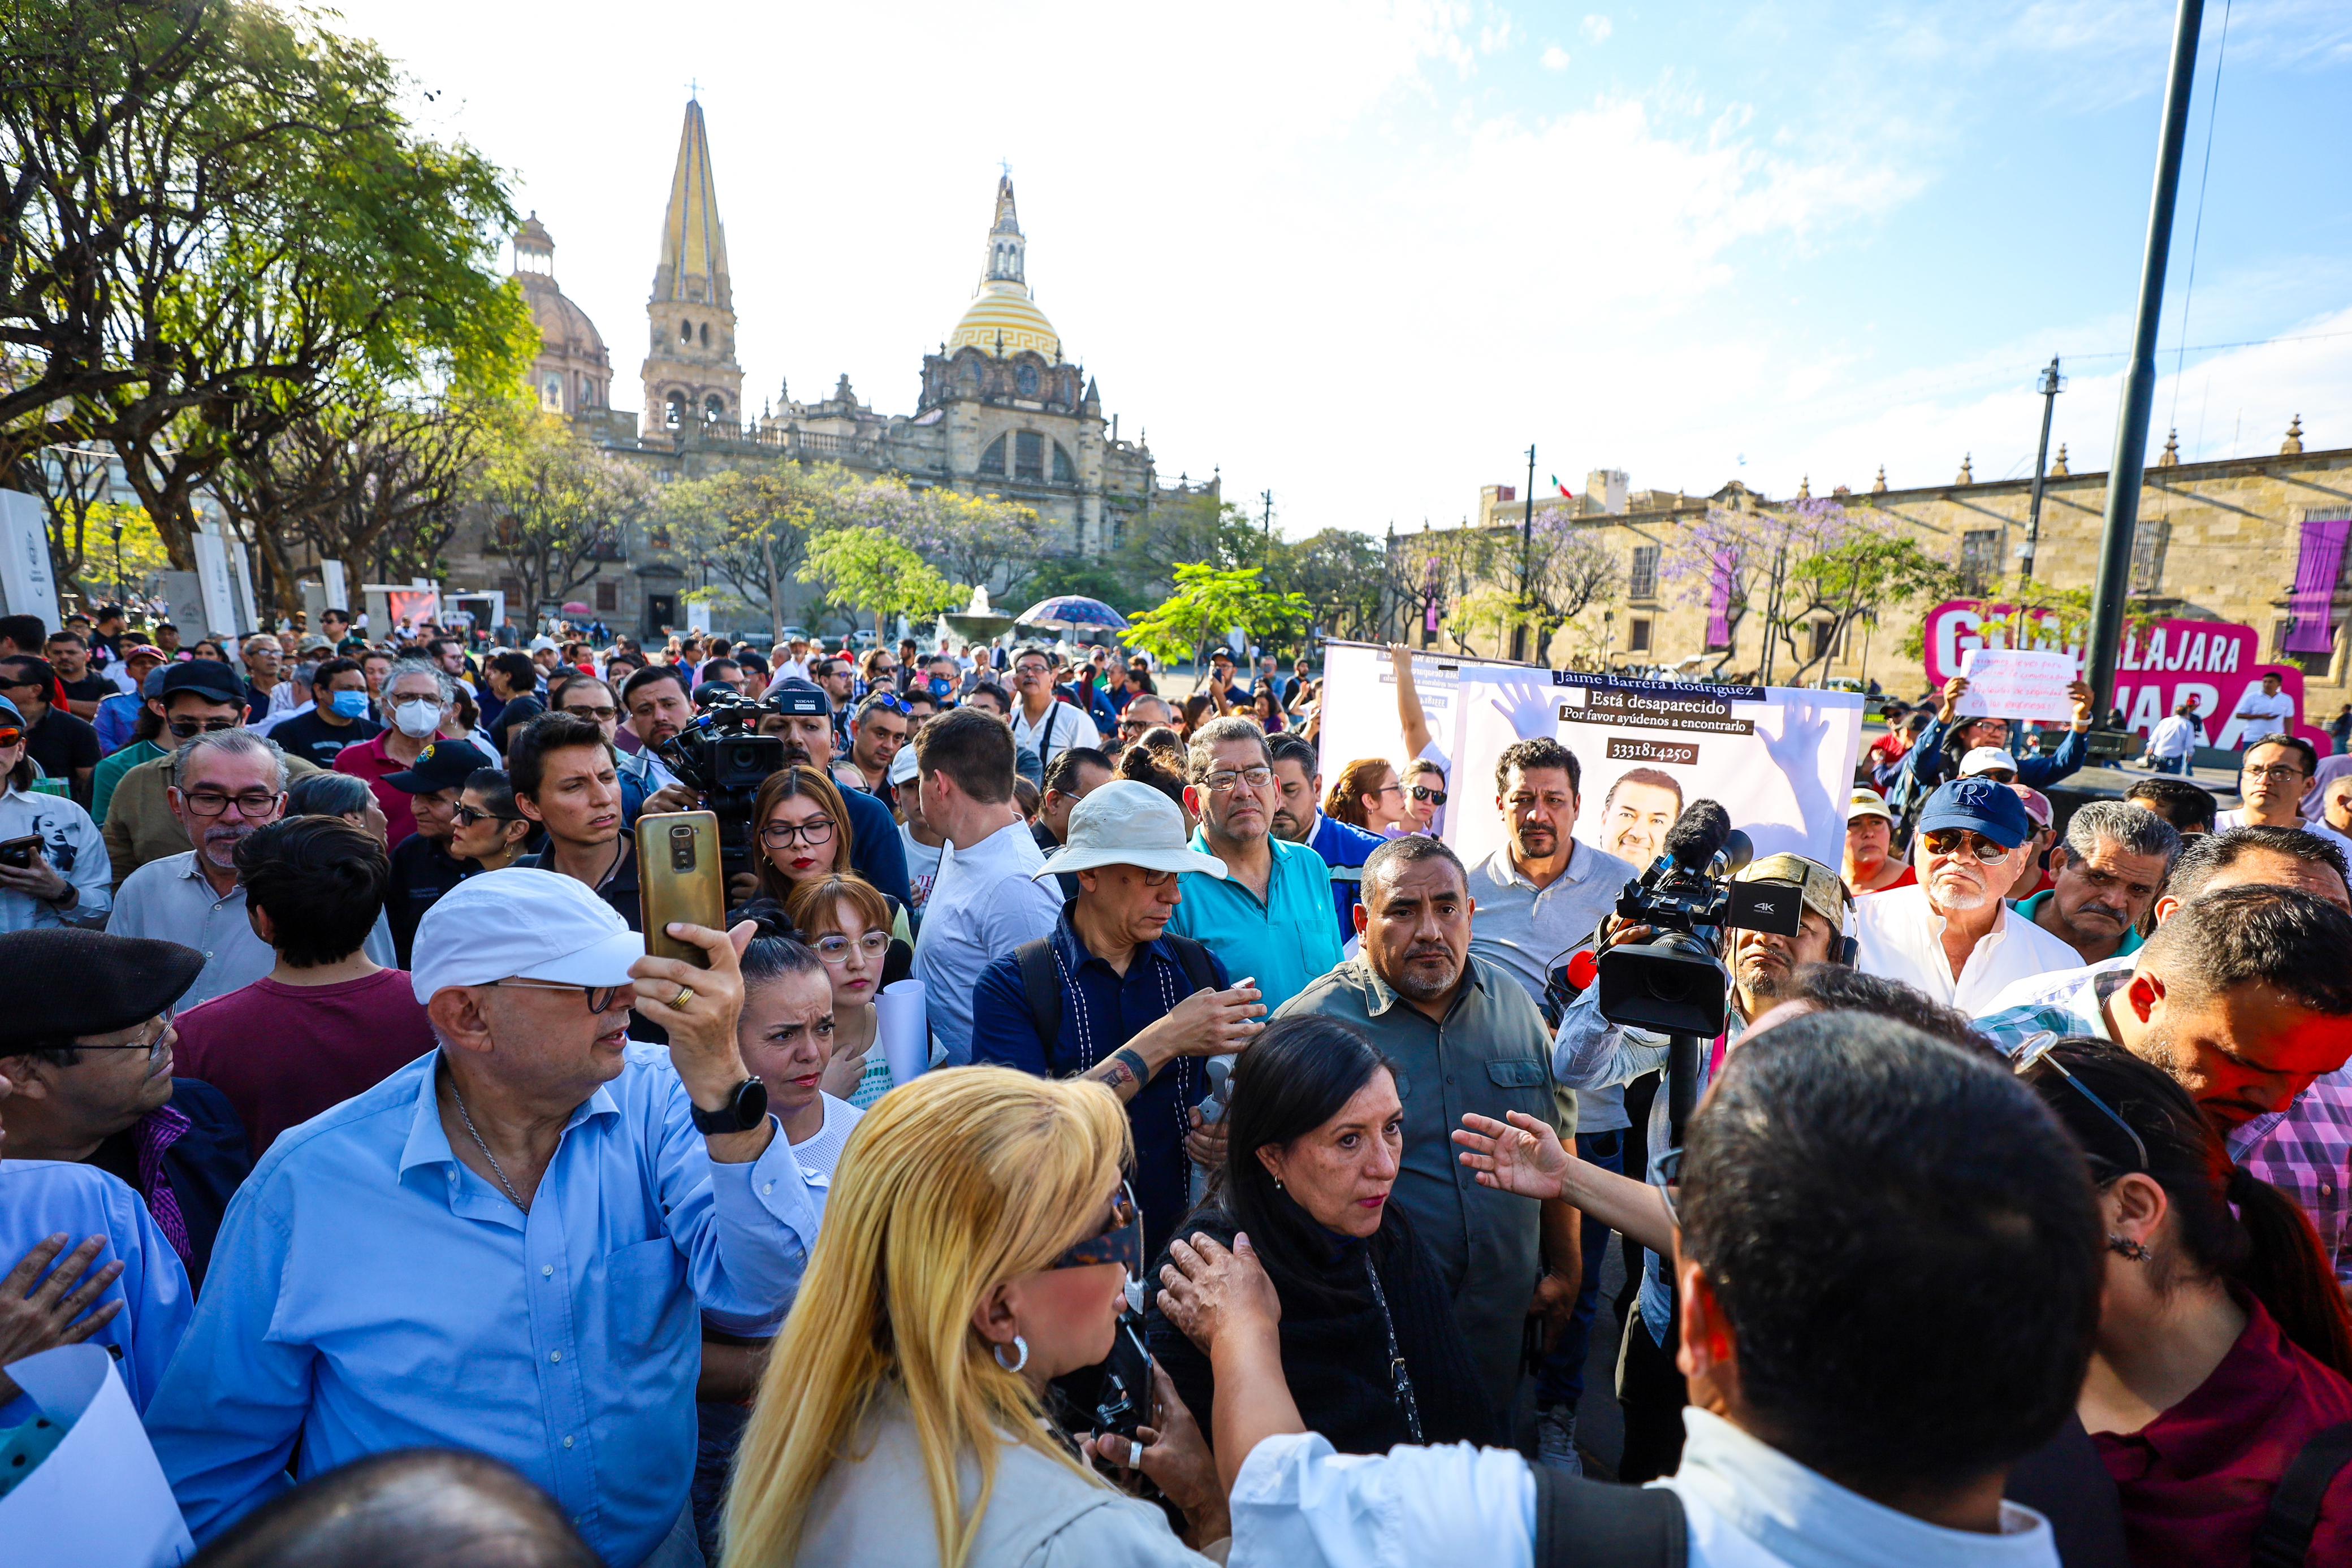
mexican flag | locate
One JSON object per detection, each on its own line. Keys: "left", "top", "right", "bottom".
{"left": 1550, "top": 474, "right": 1575, "bottom": 499}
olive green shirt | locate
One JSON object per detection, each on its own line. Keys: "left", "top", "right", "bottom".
{"left": 101, "top": 745, "right": 320, "bottom": 889}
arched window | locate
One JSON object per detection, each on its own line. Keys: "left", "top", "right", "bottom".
{"left": 1052, "top": 443, "right": 1075, "bottom": 484}
{"left": 1016, "top": 363, "right": 1040, "bottom": 397}
{"left": 1015, "top": 431, "right": 1044, "bottom": 482}
{"left": 680, "top": 319, "right": 693, "bottom": 344}
{"left": 703, "top": 394, "right": 725, "bottom": 423}
{"left": 578, "top": 375, "right": 595, "bottom": 408}
{"left": 960, "top": 358, "right": 982, "bottom": 388}
{"left": 664, "top": 391, "right": 685, "bottom": 428}
{"left": 699, "top": 322, "right": 711, "bottom": 348}
{"left": 978, "top": 435, "right": 1006, "bottom": 476}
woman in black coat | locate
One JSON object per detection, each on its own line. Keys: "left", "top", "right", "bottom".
{"left": 1145, "top": 1015, "right": 1498, "bottom": 1456}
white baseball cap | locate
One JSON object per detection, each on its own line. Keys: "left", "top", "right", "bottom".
{"left": 1036, "top": 781, "right": 1228, "bottom": 881}
{"left": 889, "top": 743, "right": 921, "bottom": 787}
{"left": 410, "top": 867, "right": 644, "bottom": 1004}
{"left": 1958, "top": 747, "right": 2022, "bottom": 778}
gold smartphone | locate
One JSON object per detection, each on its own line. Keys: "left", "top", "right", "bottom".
{"left": 637, "top": 811, "right": 726, "bottom": 967}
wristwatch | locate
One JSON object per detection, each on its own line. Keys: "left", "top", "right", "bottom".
{"left": 689, "top": 1076, "right": 769, "bottom": 1136}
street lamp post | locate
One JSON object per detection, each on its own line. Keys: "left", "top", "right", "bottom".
{"left": 2019, "top": 358, "right": 2064, "bottom": 583}
{"left": 2085, "top": 0, "right": 2205, "bottom": 721}
{"left": 1517, "top": 445, "right": 1535, "bottom": 662}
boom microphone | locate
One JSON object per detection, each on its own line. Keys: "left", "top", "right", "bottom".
{"left": 1658, "top": 799, "right": 1735, "bottom": 872}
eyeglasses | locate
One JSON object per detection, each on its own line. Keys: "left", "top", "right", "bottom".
{"left": 1649, "top": 1146, "right": 1687, "bottom": 1225}
{"left": 1409, "top": 785, "right": 1448, "bottom": 805}
{"left": 488, "top": 978, "right": 626, "bottom": 1015}
{"left": 760, "top": 817, "right": 836, "bottom": 848}
{"left": 812, "top": 930, "right": 890, "bottom": 965}
{"left": 1373, "top": 781, "right": 1405, "bottom": 798}
{"left": 2243, "top": 763, "right": 2309, "bottom": 782}
{"left": 77, "top": 1016, "right": 172, "bottom": 1065}
{"left": 560, "top": 703, "right": 619, "bottom": 722}
{"left": 452, "top": 803, "right": 525, "bottom": 829}
{"left": 2013, "top": 1033, "right": 2149, "bottom": 1173}
{"left": 1201, "top": 765, "right": 1275, "bottom": 795}
{"left": 1051, "top": 1182, "right": 1143, "bottom": 1274}
{"left": 166, "top": 717, "right": 241, "bottom": 739}
{"left": 1921, "top": 829, "right": 2015, "bottom": 865}
{"left": 177, "top": 787, "right": 283, "bottom": 819}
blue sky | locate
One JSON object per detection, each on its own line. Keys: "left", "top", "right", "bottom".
{"left": 330, "top": 0, "right": 2352, "bottom": 536}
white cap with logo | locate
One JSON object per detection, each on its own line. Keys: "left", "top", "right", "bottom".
{"left": 409, "top": 867, "right": 643, "bottom": 1004}
{"left": 1958, "top": 747, "right": 2023, "bottom": 779}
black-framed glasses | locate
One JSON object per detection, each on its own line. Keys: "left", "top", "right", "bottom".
{"left": 177, "top": 787, "right": 283, "bottom": 819}
{"left": 560, "top": 703, "right": 619, "bottom": 723}
{"left": 452, "top": 803, "right": 525, "bottom": 829}
{"left": 77, "top": 1016, "right": 172, "bottom": 1064}
{"left": 2243, "top": 762, "right": 2309, "bottom": 782}
{"left": 488, "top": 978, "right": 626, "bottom": 1015}
{"left": 1052, "top": 1182, "right": 1143, "bottom": 1275}
{"left": 760, "top": 817, "right": 837, "bottom": 848}
{"left": 1409, "top": 785, "right": 1447, "bottom": 805}
{"left": 167, "top": 717, "right": 241, "bottom": 739}
{"left": 2013, "top": 1032, "right": 2150, "bottom": 1173}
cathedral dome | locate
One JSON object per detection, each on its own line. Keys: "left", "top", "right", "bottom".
{"left": 523, "top": 277, "right": 608, "bottom": 361}
{"left": 948, "top": 279, "right": 1060, "bottom": 361}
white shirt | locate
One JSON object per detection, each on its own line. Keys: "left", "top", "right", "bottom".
{"left": 0, "top": 786, "right": 112, "bottom": 932}
{"left": 1852, "top": 881, "right": 2083, "bottom": 1013}
{"left": 911, "top": 819, "right": 1060, "bottom": 1063}
{"left": 2216, "top": 808, "right": 2352, "bottom": 861}
{"left": 2144, "top": 713, "right": 2199, "bottom": 759}
{"left": 785, "top": 1094, "right": 863, "bottom": 1221}
{"left": 898, "top": 824, "right": 945, "bottom": 912}
{"left": 2222, "top": 687, "right": 2298, "bottom": 748}
{"left": 1010, "top": 696, "right": 1102, "bottom": 769}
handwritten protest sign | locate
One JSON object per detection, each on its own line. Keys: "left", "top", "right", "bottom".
{"left": 1953, "top": 648, "right": 2078, "bottom": 726}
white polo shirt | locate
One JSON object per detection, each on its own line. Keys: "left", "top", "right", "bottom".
{"left": 1010, "top": 697, "right": 1102, "bottom": 769}
{"left": 1852, "top": 882, "right": 2083, "bottom": 1013}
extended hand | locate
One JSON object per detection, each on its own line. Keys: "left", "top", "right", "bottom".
{"left": 1453, "top": 1110, "right": 1573, "bottom": 1202}
{"left": 1185, "top": 1106, "right": 1229, "bottom": 1171}
{"left": 1090, "top": 1364, "right": 1229, "bottom": 1545}
{"left": 0, "top": 1235, "right": 124, "bottom": 1405}
{"left": 1156, "top": 981, "right": 1266, "bottom": 1058}
{"left": 1938, "top": 675, "right": 1971, "bottom": 723}
{"left": 1158, "top": 1232, "right": 1281, "bottom": 1351}
{"left": 2066, "top": 679, "right": 2095, "bottom": 728}
{"left": 632, "top": 919, "right": 755, "bottom": 1095}
{"left": 643, "top": 783, "right": 701, "bottom": 817}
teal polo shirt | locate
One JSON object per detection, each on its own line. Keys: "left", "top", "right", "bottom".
{"left": 2012, "top": 888, "right": 2145, "bottom": 959}
{"left": 1166, "top": 829, "right": 1343, "bottom": 1013}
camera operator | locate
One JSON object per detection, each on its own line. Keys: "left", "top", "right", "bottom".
{"left": 638, "top": 679, "right": 911, "bottom": 909}
{"left": 1853, "top": 779, "right": 2080, "bottom": 1011}
{"left": 1550, "top": 850, "right": 1852, "bottom": 1481}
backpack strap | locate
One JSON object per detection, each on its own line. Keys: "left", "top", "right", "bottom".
{"left": 1162, "top": 932, "right": 1221, "bottom": 997}
{"left": 1529, "top": 1465, "right": 1687, "bottom": 1568}
{"left": 2252, "top": 1420, "right": 2352, "bottom": 1568}
{"left": 1014, "top": 939, "right": 1062, "bottom": 1060}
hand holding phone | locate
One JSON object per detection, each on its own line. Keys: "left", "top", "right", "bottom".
{"left": 637, "top": 812, "right": 726, "bottom": 968}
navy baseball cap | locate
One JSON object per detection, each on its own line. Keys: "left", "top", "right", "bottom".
{"left": 1917, "top": 778, "right": 2035, "bottom": 851}
{"left": 763, "top": 677, "right": 832, "bottom": 718}
{"left": 383, "top": 739, "right": 496, "bottom": 794}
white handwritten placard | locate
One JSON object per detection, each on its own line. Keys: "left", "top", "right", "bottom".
{"left": 1956, "top": 648, "right": 2078, "bottom": 725}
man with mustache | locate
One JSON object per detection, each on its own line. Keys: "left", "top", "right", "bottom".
{"left": 1852, "top": 778, "right": 2079, "bottom": 1011}
{"left": 111, "top": 728, "right": 393, "bottom": 1011}
{"left": 2016, "top": 800, "right": 2180, "bottom": 965}
{"left": 1274, "top": 833, "right": 1570, "bottom": 1430}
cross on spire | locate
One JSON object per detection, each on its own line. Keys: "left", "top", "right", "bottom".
{"left": 687, "top": 78, "right": 701, "bottom": 100}
{"left": 998, "top": 157, "right": 1012, "bottom": 179}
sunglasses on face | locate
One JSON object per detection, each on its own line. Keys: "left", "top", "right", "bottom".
{"left": 0, "top": 726, "right": 18, "bottom": 748}
{"left": 167, "top": 717, "right": 241, "bottom": 738}
{"left": 1921, "top": 829, "right": 2015, "bottom": 865}
{"left": 560, "top": 703, "right": 619, "bottom": 722}
{"left": 1051, "top": 1182, "right": 1143, "bottom": 1275}
{"left": 1409, "top": 785, "right": 1447, "bottom": 805}
{"left": 452, "top": 803, "right": 525, "bottom": 829}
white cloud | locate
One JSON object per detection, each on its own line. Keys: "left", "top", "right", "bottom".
{"left": 1582, "top": 13, "right": 1613, "bottom": 42}
{"left": 1541, "top": 44, "right": 1572, "bottom": 70}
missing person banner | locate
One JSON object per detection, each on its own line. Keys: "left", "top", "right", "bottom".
{"left": 1443, "top": 667, "right": 1865, "bottom": 876}
{"left": 1311, "top": 640, "right": 1511, "bottom": 788}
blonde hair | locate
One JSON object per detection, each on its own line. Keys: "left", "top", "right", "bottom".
{"left": 721, "top": 1068, "right": 1133, "bottom": 1568}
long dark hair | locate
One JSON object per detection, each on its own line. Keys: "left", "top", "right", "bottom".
{"left": 2020, "top": 1037, "right": 2352, "bottom": 1378}
{"left": 749, "top": 764, "right": 855, "bottom": 907}
{"left": 1213, "top": 1015, "right": 1402, "bottom": 1312}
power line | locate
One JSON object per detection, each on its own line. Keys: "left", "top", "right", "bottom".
{"left": 2167, "top": 0, "right": 2233, "bottom": 435}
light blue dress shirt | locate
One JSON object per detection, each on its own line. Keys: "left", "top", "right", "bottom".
{"left": 0, "top": 1160, "right": 192, "bottom": 1419}
{"left": 1165, "top": 830, "right": 1342, "bottom": 1014}
{"left": 142, "top": 1045, "right": 817, "bottom": 1567}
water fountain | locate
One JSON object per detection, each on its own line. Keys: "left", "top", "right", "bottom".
{"left": 941, "top": 584, "right": 1018, "bottom": 645}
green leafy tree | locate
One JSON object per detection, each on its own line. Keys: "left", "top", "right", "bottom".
{"left": 1124, "top": 564, "right": 1312, "bottom": 670}
{"left": 1268, "top": 527, "right": 1387, "bottom": 644}
{"left": 469, "top": 408, "right": 650, "bottom": 624}
{"left": 656, "top": 462, "right": 857, "bottom": 642}
{"left": 799, "top": 526, "right": 964, "bottom": 639}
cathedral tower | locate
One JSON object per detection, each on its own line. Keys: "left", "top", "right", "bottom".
{"left": 641, "top": 98, "right": 743, "bottom": 433}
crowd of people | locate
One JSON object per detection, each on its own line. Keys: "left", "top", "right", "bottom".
{"left": 4, "top": 603, "right": 2352, "bottom": 1568}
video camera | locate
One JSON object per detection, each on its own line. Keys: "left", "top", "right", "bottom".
{"left": 652, "top": 694, "right": 786, "bottom": 872}
{"left": 1596, "top": 799, "right": 1804, "bottom": 1040}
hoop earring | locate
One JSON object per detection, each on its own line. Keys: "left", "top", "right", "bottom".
{"left": 993, "top": 1334, "right": 1029, "bottom": 1374}
{"left": 2106, "top": 1233, "right": 2152, "bottom": 1263}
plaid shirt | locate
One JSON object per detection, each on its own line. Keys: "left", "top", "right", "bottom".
{"left": 1978, "top": 965, "right": 2352, "bottom": 1288}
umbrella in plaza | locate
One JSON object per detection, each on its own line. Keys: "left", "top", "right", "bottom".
{"left": 561, "top": 601, "right": 593, "bottom": 616}
{"left": 1016, "top": 595, "right": 1130, "bottom": 633}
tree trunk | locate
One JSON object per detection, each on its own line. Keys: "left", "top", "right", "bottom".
{"left": 763, "top": 535, "right": 782, "bottom": 644}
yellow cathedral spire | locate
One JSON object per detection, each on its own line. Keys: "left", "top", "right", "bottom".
{"left": 641, "top": 96, "right": 742, "bottom": 428}
{"left": 653, "top": 98, "right": 730, "bottom": 309}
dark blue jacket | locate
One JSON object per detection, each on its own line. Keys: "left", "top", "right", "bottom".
{"left": 1307, "top": 812, "right": 1388, "bottom": 943}
{"left": 90, "top": 1078, "right": 251, "bottom": 1292}
{"left": 1893, "top": 715, "right": 2089, "bottom": 803}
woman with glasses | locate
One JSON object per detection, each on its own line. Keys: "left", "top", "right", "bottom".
{"left": 1321, "top": 756, "right": 1408, "bottom": 837}
{"left": 447, "top": 768, "right": 537, "bottom": 873}
{"left": 2018, "top": 1038, "right": 2352, "bottom": 1568}
{"left": 748, "top": 766, "right": 867, "bottom": 906}
{"left": 1145, "top": 1016, "right": 1496, "bottom": 1461}
{"left": 0, "top": 699, "right": 113, "bottom": 931}
{"left": 723, "top": 1067, "right": 1226, "bottom": 1567}
{"left": 781, "top": 873, "right": 912, "bottom": 1110}
{"left": 1399, "top": 759, "right": 1446, "bottom": 837}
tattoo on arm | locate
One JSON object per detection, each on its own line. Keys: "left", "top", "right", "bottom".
{"left": 1086, "top": 1045, "right": 1155, "bottom": 1099}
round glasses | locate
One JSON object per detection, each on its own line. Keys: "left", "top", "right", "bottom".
{"left": 760, "top": 817, "right": 836, "bottom": 848}
{"left": 812, "top": 930, "right": 890, "bottom": 966}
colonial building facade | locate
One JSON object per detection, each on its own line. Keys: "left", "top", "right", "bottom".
{"left": 1388, "top": 431, "right": 2352, "bottom": 727}
{"left": 453, "top": 98, "right": 1209, "bottom": 638}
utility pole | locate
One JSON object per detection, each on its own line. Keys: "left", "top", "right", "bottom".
{"left": 2086, "top": 0, "right": 2204, "bottom": 722}
{"left": 1260, "top": 489, "right": 1274, "bottom": 568}
{"left": 1518, "top": 444, "right": 1536, "bottom": 661}
{"left": 2019, "top": 357, "right": 2064, "bottom": 583}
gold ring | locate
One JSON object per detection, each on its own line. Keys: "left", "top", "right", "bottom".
{"left": 672, "top": 986, "right": 695, "bottom": 1010}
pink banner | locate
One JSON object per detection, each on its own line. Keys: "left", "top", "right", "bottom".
{"left": 1921, "top": 600, "right": 2330, "bottom": 755}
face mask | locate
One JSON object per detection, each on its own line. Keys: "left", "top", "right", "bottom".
{"left": 393, "top": 699, "right": 443, "bottom": 739}
{"left": 329, "top": 690, "right": 371, "bottom": 720}
{"left": 929, "top": 677, "right": 951, "bottom": 698}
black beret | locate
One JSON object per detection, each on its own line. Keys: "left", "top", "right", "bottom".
{"left": 0, "top": 929, "right": 205, "bottom": 1047}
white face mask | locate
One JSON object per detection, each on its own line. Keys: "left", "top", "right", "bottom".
{"left": 393, "top": 698, "right": 443, "bottom": 739}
